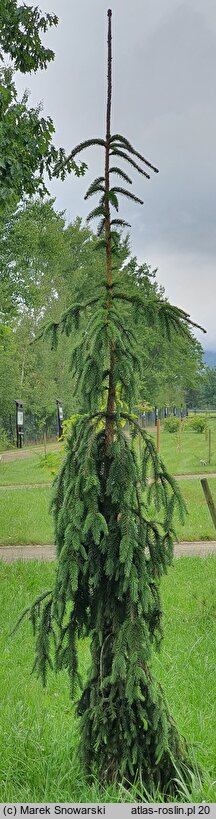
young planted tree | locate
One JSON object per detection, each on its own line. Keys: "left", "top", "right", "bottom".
{"left": 18, "top": 10, "right": 205, "bottom": 793}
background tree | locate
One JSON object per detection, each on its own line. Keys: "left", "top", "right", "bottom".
{"left": 0, "top": 0, "right": 58, "bottom": 72}
{"left": 123, "top": 258, "right": 203, "bottom": 407}
{"left": 186, "top": 366, "right": 216, "bottom": 410}
{"left": 16, "top": 10, "right": 206, "bottom": 793}
{"left": 0, "top": 196, "right": 203, "bottom": 440}
{"left": 0, "top": 2, "right": 86, "bottom": 214}
{"left": 0, "top": 200, "right": 129, "bottom": 429}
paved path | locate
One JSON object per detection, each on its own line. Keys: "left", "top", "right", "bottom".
{"left": 0, "top": 443, "right": 60, "bottom": 462}
{"left": 0, "top": 483, "right": 50, "bottom": 490}
{"left": 1, "top": 541, "right": 216, "bottom": 562}
{"left": 174, "top": 472, "right": 216, "bottom": 480}
{"left": 0, "top": 545, "right": 56, "bottom": 561}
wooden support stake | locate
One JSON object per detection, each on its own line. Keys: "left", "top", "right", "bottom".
{"left": 201, "top": 478, "right": 216, "bottom": 531}
{"left": 156, "top": 418, "right": 160, "bottom": 453}
{"left": 208, "top": 428, "right": 211, "bottom": 465}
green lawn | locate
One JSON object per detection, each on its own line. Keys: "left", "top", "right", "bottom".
{"left": 147, "top": 478, "right": 216, "bottom": 542}
{"left": 153, "top": 556, "right": 216, "bottom": 795}
{"left": 150, "top": 427, "right": 216, "bottom": 474}
{"left": 0, "top": 487, "right": 54, "bottom": 545}
{"left": 0, "top": 558, "right": 215, "bottom": 802}
{"left": 175, "top": 478, "right": 216, "bottom": 541}
{"left": 1, "top": 479, "right": 216, "bottom": 546}
{"left": 0, "top": 454, "right": 56, "bottom": 485}
{"left": 1, "top": 428, "right": 216, "bottom": 489}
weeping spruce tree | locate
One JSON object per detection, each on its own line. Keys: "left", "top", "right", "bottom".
{"left": 19, "top": 10, "right": 205, "bottom": 793}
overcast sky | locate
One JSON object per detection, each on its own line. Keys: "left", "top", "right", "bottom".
{"left": 16, "top": 0, "right": 216, "bottom": 349}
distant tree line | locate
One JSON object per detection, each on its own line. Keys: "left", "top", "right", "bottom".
{"left": 0, "top": 197, "right": 204, "bottom": 441}
{"left": 186, "top": 366, "right": 216, "bottom": 410}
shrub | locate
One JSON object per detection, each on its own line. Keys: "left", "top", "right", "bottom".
{"left": 163, "top": 416, "right": 180, "bottom": 433}
{"left": 189, "top": 415, "right": 206, "bottom": 433}
{"left": 0, "top": 427, "right": 12, "bottom": 452}
{"left": 39, "top": 452, "right": 61, "bottom": 476}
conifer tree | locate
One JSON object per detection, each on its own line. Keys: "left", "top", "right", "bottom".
{"left": 17, "top": 10, "right": 205, "bottom": 793}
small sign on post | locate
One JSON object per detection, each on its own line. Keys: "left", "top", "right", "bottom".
{"left": 57, "top": 399, "right": 64, "bottom": 438}
{"left": 15, "top": 400, "right": 24, "bottom": 448}
{"left": 155, "top": 406, "right": 159, "bottom": 427}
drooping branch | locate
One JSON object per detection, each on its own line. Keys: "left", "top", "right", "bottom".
{"left": 109, "top": 147, "right": 153, "bottom": 178}
{"left": 111, "top": 291, "right": 206, "bottom": 335}
{"left": 30, "top": 295, "right": 103, "bottom": 346}
{"left": 111, "top": 186, "right": 144, "bottom": 205}
{"left": 109, "top": 166, "right": 132, "bottom": 184}
{"left": 110, "top": 134, "right": 159, "bottom": 173}
{"left": 54, "top": 138, "right": 106, "bottom": 175}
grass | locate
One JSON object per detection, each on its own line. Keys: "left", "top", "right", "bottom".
{"left": 1, "top": 425, "right": 216, "bottom": 488}
{"left": 146, "top": 478, "right": 216, "bottom": 542}
{"left": 0, "top": 487, "right": 53, "bottom": 545}
{"left": 150, "top": 425, "right": 216, "bottom": 475}
{"left": 1, "top": 479, "right": 216, "bottom": 546}
{"left": 153, "top": 556, "right": 216, "bottom": 801}
{"left": 175, "top": 479, "right": 216, "bottom": 541}
{"left": 0, "top": 454, "right": 56, "bottom": 485}
{"left": 0, "top": 558, "right": 215, "bottom": 802}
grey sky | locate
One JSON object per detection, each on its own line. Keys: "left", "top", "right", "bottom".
{"left": 16, "top": 0, "right": 216, "bottom": 349}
